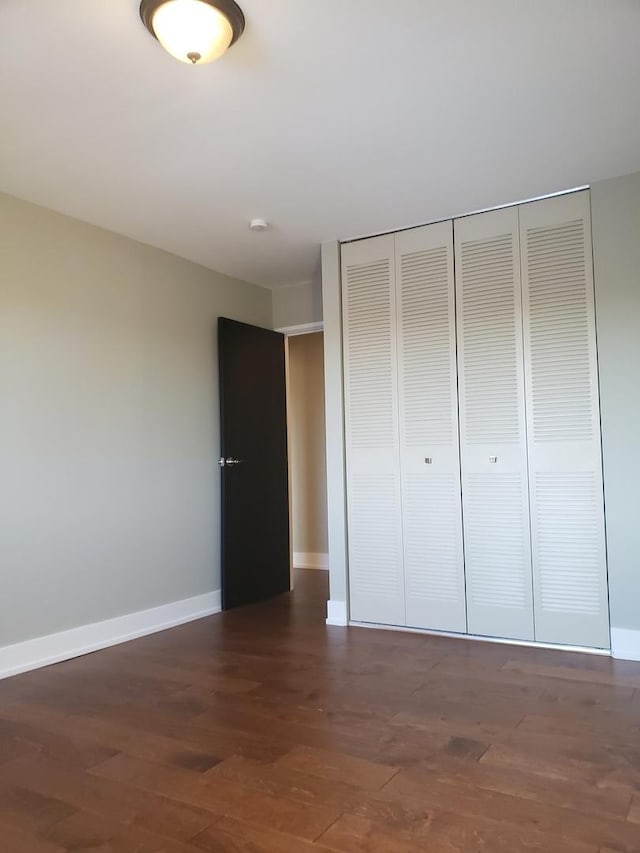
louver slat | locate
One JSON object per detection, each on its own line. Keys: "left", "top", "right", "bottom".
{"left": 396, "top": 222, "right": 466, "bottom": 632}
{"left": 342, "top": 235, "right": 405, "bottom": 626}
{"left": 455, "top": 207, "right": 534, "bottom": 641}
{"left": 521, "top": 191, "right": 609, "bottom": 649}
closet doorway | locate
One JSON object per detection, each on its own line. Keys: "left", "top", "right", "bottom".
{"left": 284, "top": 329, "right": 329, "bottom": 595}
{"left": 340, "top": 189, "right": 610, "bottom": 650}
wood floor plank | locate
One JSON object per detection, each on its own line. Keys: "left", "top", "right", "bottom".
{"left": 91, "top": 751, "right": 340, "bottom": 841}
{"left": 45, "top": 809, "right": 200, "bottom": 853}
{"left": 480, "top": 742, "right": 640, "bottom": 792}
{"left": 382, "top": 762, "right": 640, "bottom": 852}
{"left": 0, "top": 715, "right": 118, "bottom": 770}
{"left": 377, "top": 730, "right": 487, "bottom": 767}
{"left": 60, "top": 650, "right": 261, "bottom": 695}
{"left": 0, "top": 819, "right": 66, "bottom": 853}
{"left": 274, "top": 744, "right": 398, "bottom": 790}
{"left": 413, "top": 749, "right": 631, "bottom": 819}
{"left": 318, "top": 814, "right": 429, "bottom": 853}
{"left": 0, "top": 754, "right": 218, "bottom": 841}
{"left": 318, "top": 811, "right": 598, "bottom": 853}
{"left": 0, "top": 735, "right": 37, "bottom": 767}
{"left": 0, "top": 702, "right": 221, "bottom": 772}
{"left": 209, "top": 753, "right": 436, "bottom": 830}
{"left": 91, "top": 700, "right": 292, "bottom": 763}
{"left": 408, "top": 688, "right": 527, "bottom": 727}
{"left": 502, "top": 658, "right": 640, "bottom": 690}
{"left": 191, "top": 815, "right": 335, "bottom": 852}
{"left": 0, "top": 780, "right": 75, "bottom": 834}
{"left": 426, "top": 660, "right": 637, "bottom": 713}
{"left": 209, "top": 753, "right": 366, "bottom": 806}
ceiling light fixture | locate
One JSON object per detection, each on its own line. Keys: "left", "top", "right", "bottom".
{"left": 140, "top": 0, "right": 245, "bottom": 65}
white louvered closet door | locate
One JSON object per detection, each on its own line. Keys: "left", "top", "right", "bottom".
{"left": 342, "top": 236, "right": 405, "bottom": 626}
{"left": 455, "top": 207, "right": 534, "bottom": 641}
{"left": 395, "top": 223, "right": 466, "bottom": 632}
{"left": 520, "top": 191, "right": 609, "bottom": 649}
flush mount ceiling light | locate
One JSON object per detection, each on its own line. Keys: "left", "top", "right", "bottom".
{"left": 140, "top": 0, "right": 245, "bottom": 65}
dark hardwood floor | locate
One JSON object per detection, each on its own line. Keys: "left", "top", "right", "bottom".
{"left": 0, "top": 569, "right": 639, "bottom": 852}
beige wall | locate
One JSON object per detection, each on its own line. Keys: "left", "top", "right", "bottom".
{"left": 591, "top": 171, "right": 640, "bottom": 633}
{"left": 0, "top": 192, "right": 272, "bottom": 648}
{"left": 273, "top": 279, "right": 323, "bottom": 329}
{"left": 287, "top": 333, "right": 328, "bottom": 559}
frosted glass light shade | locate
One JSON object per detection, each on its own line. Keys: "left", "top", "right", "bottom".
{"left": 142, "top": 0, "right": 244, "bottom": 65}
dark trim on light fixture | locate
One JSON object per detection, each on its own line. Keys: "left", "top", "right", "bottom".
{"left": 139, "top": 0, "right": 245, "bottom": 48}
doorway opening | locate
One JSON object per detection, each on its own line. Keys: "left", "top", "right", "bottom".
{"left": 284, "top": 329, "right": 329, "bottom": 605}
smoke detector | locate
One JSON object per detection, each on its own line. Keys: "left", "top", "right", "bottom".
{"left": 249, "top": 218, "right": 269, "bottom": 232}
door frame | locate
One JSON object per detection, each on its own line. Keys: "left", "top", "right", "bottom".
{"left": 275, "top": 321, "right": 326, "bottom": 591}
{"left": 319, "top": 241, "right": 351, "bottom": 626}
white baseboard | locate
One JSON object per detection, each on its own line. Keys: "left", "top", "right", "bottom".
{"left": 326, "top": 600, "right": 348, "bottom": 626}
{"left": 611, "top": 628, "right": 640, "bottom": 661}
{"left": 0, "top": 590, "right": 221, "bottom": 681}
{"left": 351, "top": 620, "right": 609, "bottom": 656}
{"left": 294, "top": 552, "right": 329, "bottom": 570}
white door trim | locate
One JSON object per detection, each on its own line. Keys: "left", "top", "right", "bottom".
{"left": 275, "top": 321, "right": 324, "bottom": 336}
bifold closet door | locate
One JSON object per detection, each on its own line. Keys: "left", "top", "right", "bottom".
{"left": 341, "top": 235, "right": 405, "bottom": 625}
{"left": 455, "top": 207, "right": 534, "bottom": 641}
{"left": 395, "top": 222, "right": 466, "bottom": 632}
{"left": 520, "top": 191, "right": 610, "bottom": 649}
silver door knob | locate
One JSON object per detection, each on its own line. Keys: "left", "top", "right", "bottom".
{"left": 225, "top": 457, "right": 243, "bottom": 467}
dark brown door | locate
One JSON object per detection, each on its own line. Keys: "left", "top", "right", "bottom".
{"left": 218, "top": 317, "right": 290, "bottom": 609}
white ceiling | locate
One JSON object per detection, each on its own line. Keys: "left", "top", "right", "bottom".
{"left": 1, "top": 1, "right": 639, "bottom": 289}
